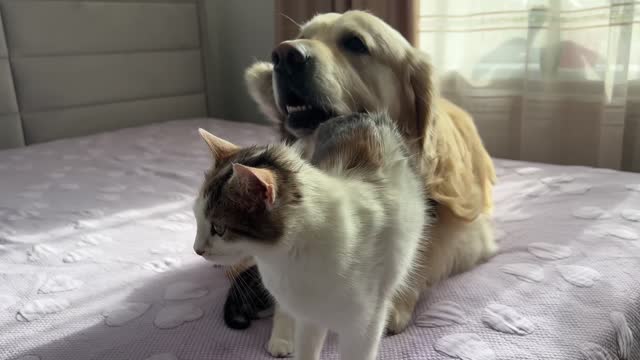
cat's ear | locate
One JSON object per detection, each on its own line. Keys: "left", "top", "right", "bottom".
{"left": 198, "top": 128, "right": 239, "bottom": 162}
{"left": 232, "top": 163, "right": 277, "bottom": 209}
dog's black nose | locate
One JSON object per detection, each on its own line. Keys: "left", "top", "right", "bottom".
{"left": 194, "top": 248, "right": 205, "bottom": 256}
{"left": 272, "top": 42, "right": 308, "bottom": 74}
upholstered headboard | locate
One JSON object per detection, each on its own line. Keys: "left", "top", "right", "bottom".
{"left": 0, "top": 0, "right": 208, "bottom": 149}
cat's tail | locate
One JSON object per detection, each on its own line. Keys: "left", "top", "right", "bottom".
{"left": 311, "top": 112, "right": 416, "bottom": 178}
{"left": 369, "top": 112, "right": 419, "bottom": 177}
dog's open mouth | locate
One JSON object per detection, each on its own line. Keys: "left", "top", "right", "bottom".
{"left": 285, "top": 103, "right": 332, "bottom": 127}
{"left": 279, "top": 91, "right": 335, "bottom": 136}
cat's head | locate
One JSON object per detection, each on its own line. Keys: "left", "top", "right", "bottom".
{"left": 192, "top": 129, "right": 303, "bottom": 264}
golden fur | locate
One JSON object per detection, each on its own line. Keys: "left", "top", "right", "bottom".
{"left": 245, "top": 12, "right": 495, "bottom": 220}
{"left": 243, "top": 10, "right": 497, "bottom": 355}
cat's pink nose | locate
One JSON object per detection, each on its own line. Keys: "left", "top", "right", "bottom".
{"left": 194, "top": 248, "right": 205, "bottom": 256}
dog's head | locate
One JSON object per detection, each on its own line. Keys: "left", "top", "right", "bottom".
{"left": 245, "top": 10, "right": 434, "bottom": 146}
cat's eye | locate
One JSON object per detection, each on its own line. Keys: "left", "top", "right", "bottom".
{"left": 211, "top": 223, "right": 226, "bottom": 237}
{"left": 341, "top": 34, "right": 369, "bottom": 55}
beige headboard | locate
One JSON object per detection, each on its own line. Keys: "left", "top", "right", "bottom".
{"left": 0, "top": 0, "right": 208, "bottom": 149}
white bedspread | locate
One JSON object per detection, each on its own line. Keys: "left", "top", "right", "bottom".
{"left": 1, "top": 118, "right": 639, "bottom": 360}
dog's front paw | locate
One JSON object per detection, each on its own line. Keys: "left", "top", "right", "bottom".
{"left": 386, "top": 306, "right": 413, "bottom": 335}
{"left": 267, "top": 338, "right": 294, "bottom": 358}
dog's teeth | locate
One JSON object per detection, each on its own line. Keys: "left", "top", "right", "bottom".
{"left": 286, "top": 105, "right": 310, "bottom": 114}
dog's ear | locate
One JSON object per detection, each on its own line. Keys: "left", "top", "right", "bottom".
{"left": 245, "top": 62, "right": 283, "bottom": 124}
{"left": 404, "top": 49, "right": 435, "bottom": 151}
{"left": 404, "top": 50, "right": 495, "bottom": 222}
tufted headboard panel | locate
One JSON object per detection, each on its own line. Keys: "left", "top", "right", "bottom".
{"left": 0, "top": 0, "right": 208, "bottom": 149}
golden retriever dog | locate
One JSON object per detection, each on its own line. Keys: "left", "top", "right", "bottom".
{"left": 242, "top": 10, "right": 497, "bottom": 357}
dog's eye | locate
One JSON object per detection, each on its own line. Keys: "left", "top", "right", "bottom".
{"left": 341, "top": 35, "right": 368, "bottom": 55}
{"left": 211, "top": 223, "right": 226, "bottom": 237}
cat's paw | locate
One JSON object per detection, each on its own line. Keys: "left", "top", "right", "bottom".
{"left": 267, "top": 338, "right": 294, "bottom": 358}
{"left": 386, "top": 306, "right": 413, "bottom": 335}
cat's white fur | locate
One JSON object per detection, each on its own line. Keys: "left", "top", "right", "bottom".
{"left": 193, "top": 124, "right": 427, "bottom": 360}
{"left": 245, "top": 11, "right": 498, "bottom": 355}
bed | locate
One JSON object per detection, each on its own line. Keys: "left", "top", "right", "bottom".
{"left": 1, "top": 117, "right": 640, "bottom": 360}
{"left": 1, "top": 1, "right": 639, "bottom": 360}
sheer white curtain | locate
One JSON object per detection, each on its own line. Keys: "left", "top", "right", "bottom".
{"left": 419, "top": 0, "right": 640, "bottom": 171}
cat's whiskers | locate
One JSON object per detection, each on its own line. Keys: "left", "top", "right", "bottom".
{"left": 227, "top": 266, "right": 254, "bottom": 313}
{"left": 237, "top": 270, "right": 264, "bottom": 306}
{"left": 244, "top": 269, "right": 276, "bottom": 303}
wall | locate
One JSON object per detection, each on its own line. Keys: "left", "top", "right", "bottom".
{"left": 203, "top": 0, "right": 275, "bottom": 123}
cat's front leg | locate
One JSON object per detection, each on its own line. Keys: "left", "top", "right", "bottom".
{"left": 338, "top": 305, "right": 388, "bottom": 360}
{"left": 294, "top": 320, "right": 327, "bottom": 360}
{"left": 267, "top": 305, "right": 295, "bottom": 357}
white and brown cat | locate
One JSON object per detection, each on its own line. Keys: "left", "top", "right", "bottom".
{"left": 193, "top": 113, "right": 428, "bottom": 360}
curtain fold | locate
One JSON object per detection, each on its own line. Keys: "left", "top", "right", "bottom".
{"left": 274, "top": 0, "right": 418, "bottom": 45}
{"left": 419, "top": 0, "right": 640, "bottom": 171}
